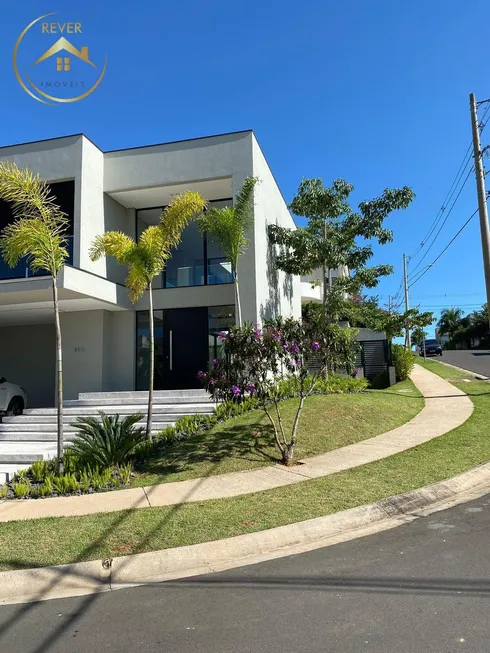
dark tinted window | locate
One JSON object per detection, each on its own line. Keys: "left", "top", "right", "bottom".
{"left": 0, "top": 180, "right": 74, "bottom": 278}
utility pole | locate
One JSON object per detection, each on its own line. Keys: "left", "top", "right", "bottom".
{"left": 470, "top": 93, "right": 490, "bottom": 328}
{"left": 388, "top": 295, "right": 391, "bottom": 315}
{"left": 403, "top": 253, "right": 411, "bottom": 349}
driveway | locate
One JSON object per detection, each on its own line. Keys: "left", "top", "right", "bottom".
{"left": 1, "top": 494, "right": 490, "bottom": 653}
{"left": 439, "top": 350, "right": 490, "bottom": 378}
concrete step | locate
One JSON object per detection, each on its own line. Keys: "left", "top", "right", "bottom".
{"left": 78, "top": 389, "right": 209, "bottom": 400}
{"left": 0, "top": 420, "right": 175, "bottom": 434}
{"left": 0, "top": 427, "right": 166, "bottom": 441}
{"left": 0, "top": 464, "right": 32, "bottom": 484}
{"left": 0, "top": 413, "right": 181, "bottom": 433}
{"left": 63, "top": 396, "right": 213, "bottom": 407}
{"left": 0, "top": 453, "right": 44, "bottom": 464}
{"left": 18, "top": 403, "right": 215, "bottom": 418}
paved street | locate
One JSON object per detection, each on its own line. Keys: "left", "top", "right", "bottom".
{"left": 439, "top": 350, "right": 490, "bottom": 378}
{"left": 2, "top": 495, "right": 490, "bottom": 653}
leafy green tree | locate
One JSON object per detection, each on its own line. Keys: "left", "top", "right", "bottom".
{"left": 0, "top": 162, "right": 69, "bottom": 472}
{"left": 197, "top": 177, "right": 258, "bottom": 326}
{"left": 90, "top": 191, "right": 206, "bottom": 438}
{"left": 268, "top": 178, "right": 415, "bottom": 322}
{"left": 412, "top": 325, "right": 428, "bottom": 348}
{"left": 306, "top": 294, "right": 433, "bottom": 346}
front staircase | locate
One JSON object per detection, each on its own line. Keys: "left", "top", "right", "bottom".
{"left": 0, "top": 389, "right": 215, "bottom": 483}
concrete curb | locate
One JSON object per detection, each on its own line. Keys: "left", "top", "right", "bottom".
{"left": 2, "top": 461, "right": 490, "bottom": 605}
{"left": 436, "top": 359, "right": 490, "bottom": 381}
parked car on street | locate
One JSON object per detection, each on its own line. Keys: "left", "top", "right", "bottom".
{"left": 0, "top": 377, "right": 27, "bottom": 415}
{"left": 419, "top": 339, "right": 443, "bottom": 357}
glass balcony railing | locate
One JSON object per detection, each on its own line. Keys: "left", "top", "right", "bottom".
{"left": 164, "top": 257, "right": 234, "bottom": 288}
{"left": 0, "top": 236, "right": 74, "bottom": 280}
{"left": 208, "top": 257, "right": 233, "bottom": 285}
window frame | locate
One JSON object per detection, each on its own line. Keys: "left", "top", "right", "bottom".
{"left": 135, "top": 198, "right": 234, "bottom": 289}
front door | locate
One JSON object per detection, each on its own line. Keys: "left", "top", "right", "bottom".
{"left": 161, "top": 307, "right": 208, "bottom": 389}
{"left": 136, "top": 308, "right": 209, "bottom": 390}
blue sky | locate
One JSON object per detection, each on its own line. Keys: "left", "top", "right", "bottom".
{"left": 2, "top": 1, "right": 489, "bottom": 335}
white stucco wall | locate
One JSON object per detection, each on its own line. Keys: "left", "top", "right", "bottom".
{"left": 103, "top": 196, "right": 135, "bottom": 284}
{"left": 251, "top": 135, "right": 301, "bottom": 322}
{"left": 103, "top": 311, "right": 135, "bottom": 391}
{"left": 0, "top": 324, "right": 55, "bottom": 407}
{"left": 136, "top": 284, "right": 235, "bottom": 312}
{"left": 78, "top": 137, "right": 105, "bottom": 275}
{"left": 0, "top": 136, "right": 82, "bottom": 182}
{"left": 61, "top": 311, "right": 105, "bottom": 399}
{"left": 104, "top": 131, "right": 254, "bottom": 192}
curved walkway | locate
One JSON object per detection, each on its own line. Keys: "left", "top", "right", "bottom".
{"left": 0, "top": 365, "right": 473, "bottom": 524}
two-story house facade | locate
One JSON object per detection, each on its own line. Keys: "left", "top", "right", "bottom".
{"left": 0, "top": 130, "right": 301, "bottom": 407}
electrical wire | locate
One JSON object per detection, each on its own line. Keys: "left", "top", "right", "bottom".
{"left": 407, "top": 102, "right": 490, "bottom": 268}
{"left": 407, "top": 145, "right": 473, "bottom": 263}
{"left": 408, "top": 208, "right": 479, "bottom": 289}
{"left": 408, "top": 165, "right": 474, "bottom": 278}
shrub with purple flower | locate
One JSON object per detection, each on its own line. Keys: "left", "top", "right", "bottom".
{"left": 197, "top": 317, "right": 357, "bottom": 465}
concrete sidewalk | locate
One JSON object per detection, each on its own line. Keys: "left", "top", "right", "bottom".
{"left": 0, "top": 365, "right": 473, "bottom": 523}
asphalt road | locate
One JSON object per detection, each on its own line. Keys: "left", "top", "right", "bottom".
{"left": 2, "top": 495, "right": 490, "bottom": 653}
{"left": 434, "top": 350, "right": 490, "bottom": 378}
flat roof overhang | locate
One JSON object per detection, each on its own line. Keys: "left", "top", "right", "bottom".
{"left": 0, "top": 266, "right": 131, "bottom": 327}
{"left": 107, "top": 177, "right": 233, "bottom": 210}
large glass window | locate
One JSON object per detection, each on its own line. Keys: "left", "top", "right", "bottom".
{"left": 205, "top": 200, "right": 234, "bottom": 285}
{"left": 208, "top": 305, "right": 235, "bottom": 361}
{"left": 135, "top": 198, "right": 234, "bottom": 289}
{"left": 136, "top": 310, "right": 165, "bottom": 391}
{"left": 165, "top": 220, "right": 204, "bottom": 288}
{"left": 0, "top": 180, "right": 75, "bottom": 280}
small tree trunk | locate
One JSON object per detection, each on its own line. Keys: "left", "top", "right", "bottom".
{"left": 146, "top": 283, "right": 155, "bottom": 440}
{"left": 52, "top": 275, "right": 64, "bottom": 474}
{"left": 289, "top": 394, "right": 305, "bottom": 463}
{"left": 235, "top": 270, "right": 242, "bottom": 327}
{"left": 322, "top": 263, "right": 327, "bottom": 324}
{"left": 263, "top": 405, "right": 285, "bottom": 461}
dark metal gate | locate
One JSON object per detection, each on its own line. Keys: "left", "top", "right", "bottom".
{"left": 356, "top": 340, "right": 391, "bottom": 381}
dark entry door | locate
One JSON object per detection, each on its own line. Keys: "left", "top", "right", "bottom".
{"left": 160, "top": 307, "right": 208, "bottom": 389}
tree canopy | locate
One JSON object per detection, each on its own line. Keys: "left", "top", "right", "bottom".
{"left": 268, "top": 178, "right": 415, "bottom": 317}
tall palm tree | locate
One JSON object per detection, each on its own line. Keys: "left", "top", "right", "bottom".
{"left": 90, "top": 191, "right": 206, "bottom": 438}
{"left": 437, "top": 307, "right": 464, "bottom": 340}
{"left": 0, "top": 162, "right": 69, "bottom": 471}
{"left": 197, "top": 177, "right": 258, "bottom": 326}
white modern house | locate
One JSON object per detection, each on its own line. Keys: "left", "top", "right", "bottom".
{"left": 0, "top": 130, "right": 302, "bottom": 408}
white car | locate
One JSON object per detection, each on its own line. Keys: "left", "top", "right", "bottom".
{"left": 0, "top": 377, "right": 27, "bottom": 416}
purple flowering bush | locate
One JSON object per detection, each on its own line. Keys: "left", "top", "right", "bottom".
{"left": 197, "top": 317, "right": 358, "bottom": 465}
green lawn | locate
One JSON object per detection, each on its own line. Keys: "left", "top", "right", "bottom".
{"left": 132, "top": 380, "right": 423, "bottom": 486}
{"left": 1, "top": 377, "right": 488, "bottom": 571}
{"left": 414, "top": 356, "right": 473, "bottom": 380}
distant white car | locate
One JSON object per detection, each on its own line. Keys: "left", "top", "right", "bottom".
{"left": 0, "top": 377, "right": 27, "bottom": 415}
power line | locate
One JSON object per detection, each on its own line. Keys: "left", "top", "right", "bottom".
{"left": 410, "top": 292, "right": 486, "bottom": 298}
{"left": 407, "top": 102, "right": 490, "bottom": 268}
{"left": 408, "top": 208, "right": 479, "bottom": 289}
{"left": 409, "top": 165, "right": 474, "bottom": 278}
{"left": 408, "top": 146, "right": 473, "bottom": 263}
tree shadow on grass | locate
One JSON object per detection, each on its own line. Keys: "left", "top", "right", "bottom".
{"left": 135, "top": 421, "right": 281, "bottom": 480}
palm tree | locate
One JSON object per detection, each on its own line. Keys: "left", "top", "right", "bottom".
{"left": 437, "top": 307, "right": 464, "bottom": 340}
{"left": 0, "top": 162, "right": 69, "bottom": 471}
{"left": 90, "top": 191, "right": 206, "bottom": 438}
{"left": 197, "top": 177, "right": 258, "bottom": 326}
